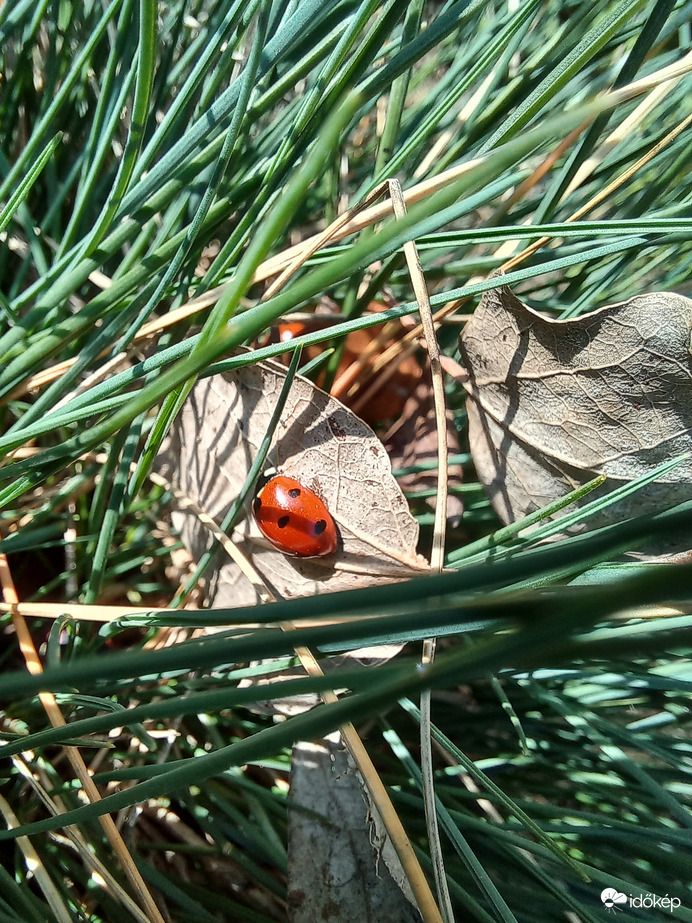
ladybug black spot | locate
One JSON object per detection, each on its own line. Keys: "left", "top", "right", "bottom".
{"left": 277, "top": 515, "right": 290, "bottom": 529}
{"left": 253, "top": 496, "right": 262, "bottom": 512}
{"left": 288, "top": 487, "right": 301, "bottom": 498}
{"left": 313, "top": 519, "right": 327, "bottom": 535}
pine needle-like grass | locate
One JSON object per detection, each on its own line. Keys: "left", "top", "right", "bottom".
{"left": 1, "top": 1, "right": 692, "bottom": 921}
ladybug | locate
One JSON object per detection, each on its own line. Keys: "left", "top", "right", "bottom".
{"left": 252, "top": 476, "right": 338, "bottom": 557}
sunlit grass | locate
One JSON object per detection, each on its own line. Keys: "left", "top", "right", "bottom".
{"left": 1, "top": 1, "right": 691, "bottom": 920}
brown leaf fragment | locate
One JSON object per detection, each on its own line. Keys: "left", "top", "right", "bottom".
{"left": 288, "top": 735, "right": 421, "bottom": 923}
{"left": 459, "top": 284, "right": 692, "bottom": 548}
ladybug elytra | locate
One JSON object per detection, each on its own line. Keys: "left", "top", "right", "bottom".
{"left": 252, "top": 476, "right": 338, "bottom": 557}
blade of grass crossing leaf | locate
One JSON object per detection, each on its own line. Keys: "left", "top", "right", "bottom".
{"left": 448, "top": 476, "right": 606, "bottom": 565}
{"left": 205, "top": 100, "right": 658, "bottom": 345}
{"left": 494, "top": 513, "right": 692, "bottom": 594}
{"left": 0, "top": 238, "right": 668, "bottom": 508}
{"left": 2, "top": 227, "right": 662, "bottom": 449}
{"left": 221, "top": 203, "right": 652, "bottom": 368}
{"left": 5, "top": 422, "right": 690, "bottom": 632}
{"left": 506, "top": 454, "right": 689, "bottom": 553}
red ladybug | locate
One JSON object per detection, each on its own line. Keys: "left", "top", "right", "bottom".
{"left": 252, "top": 476, "right": 338, "bottom": 557}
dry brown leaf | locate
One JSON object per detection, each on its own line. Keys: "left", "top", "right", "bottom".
{"left": 156, "top": 360, "right": 428, "bottom": 607}
{"left": 288, "top": 734, "right": 420, "bottom": 923}
{"left": 459, "top": 284, "right": 692, "bottom": 537}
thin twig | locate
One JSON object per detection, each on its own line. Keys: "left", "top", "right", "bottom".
{"left": 388, "top": 178, "right": 452, "bottom": 923}
{"left": 0, "top": 791, "right": 73, "bottom": 923}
